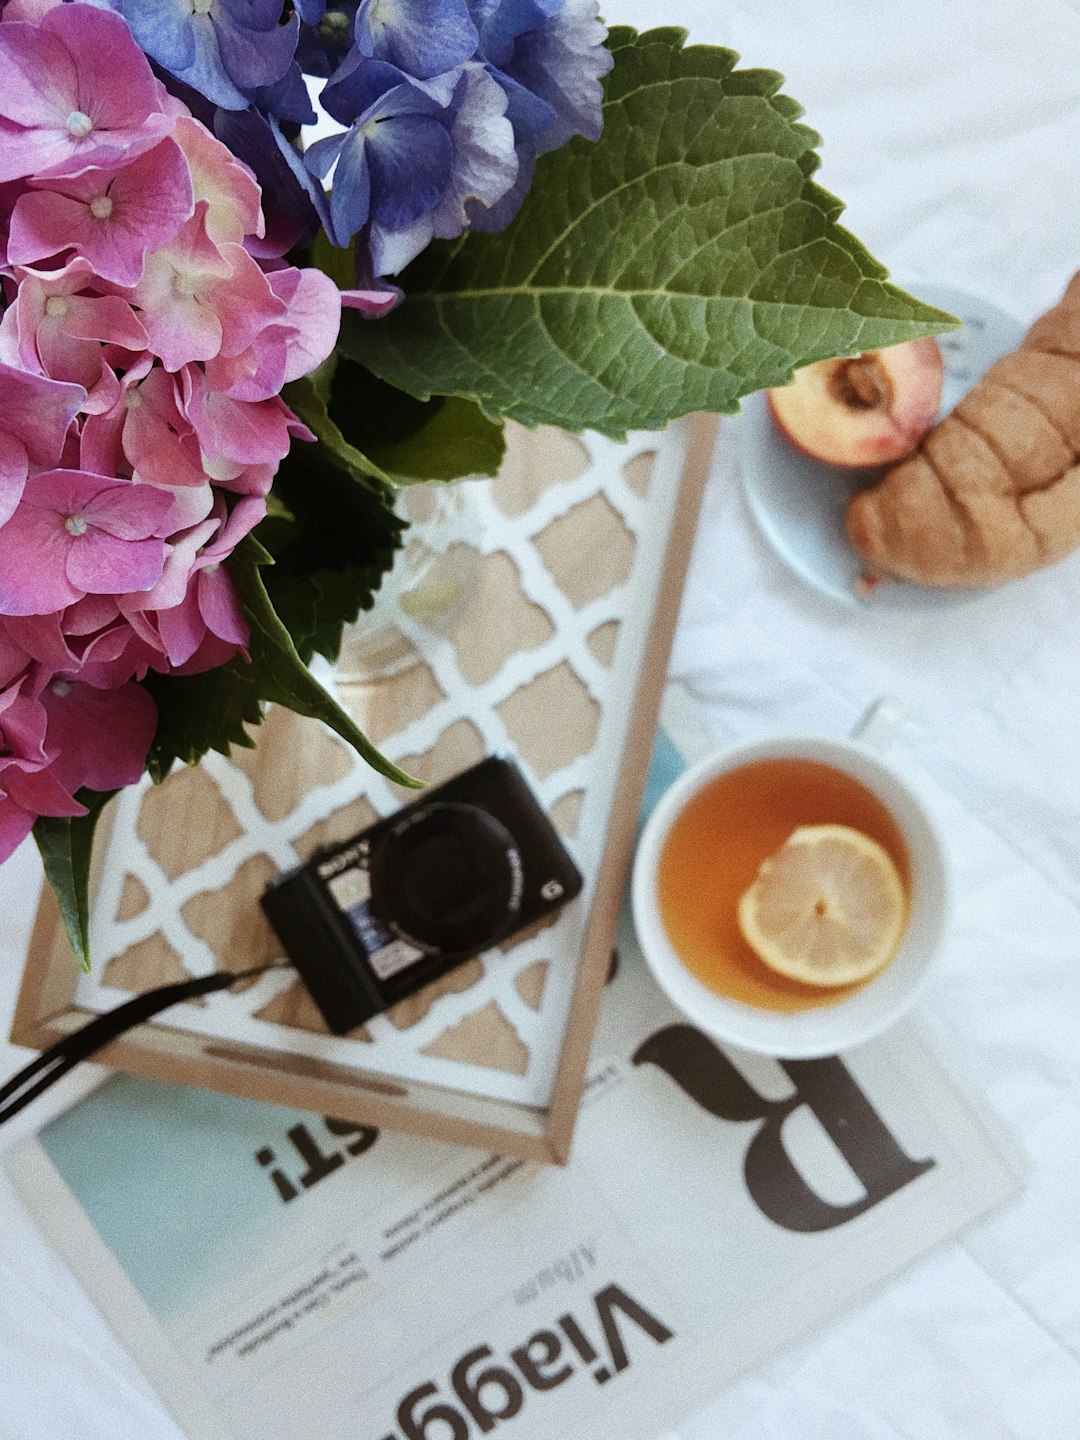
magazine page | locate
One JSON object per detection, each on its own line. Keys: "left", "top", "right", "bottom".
{"left": 6, "top": 912, "right": 1025, "bottom": 1440}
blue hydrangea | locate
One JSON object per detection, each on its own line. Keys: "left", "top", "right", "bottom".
{"left": 91, "top": 0, "right": 300, "bottom": 111}
{"left": 305, "top": 58, "right": 517, "bottom": 274}
{"left": 471, "top": 0, "right": 612, "bottom": 153}
{"left": 353, "top": 0, "right": 478, "bottom": 82}
{"left": 308, "top": 61, "right": 455, "bottom": 245}
{"left": 295, "top": 2, "right": 361, "bottom": 79}
{"left": 249, "top": 66, "right": 318, "bottom": 127}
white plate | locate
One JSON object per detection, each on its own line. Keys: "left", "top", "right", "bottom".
{"left": 738, "top": 281, "right": 1027, "bottom": 610}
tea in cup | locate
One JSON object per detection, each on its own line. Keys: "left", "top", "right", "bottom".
{"left": 631, "top": 718, "right": 949, "bottom": 1057}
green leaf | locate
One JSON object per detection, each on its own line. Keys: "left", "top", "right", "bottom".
{"left": 228, "top": 537, "right": 421, "bottom": 788}
{"left": 33, "top": 789, "right": 117, "bottom": 970}
{"left": 284, "top": 373, "right": 396, "bottom": 489}
{"left": 263, "top": 563, "right": 388, "bottom": 669}
{"left": 350, "top": 27, "right": 958, "bottom": 437}
{"left": 287, "top": 361, "right": 502, "bottom": 492}
{"left": 365, "top": 395, "right": 504, "bottom": 483}
{"left": 261, "top": 428, "right": 405, "bottom": 663}
{"left": 143, "top": 661, "right": 263, "bottom": 782}
{"left": 321, "top": 357, "right": 505, "bottom": 484}
{"left": 309, "top": 230, "right": 358, "bottom": 292}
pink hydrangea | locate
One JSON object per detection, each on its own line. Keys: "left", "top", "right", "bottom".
{"left": 0, "top": 360, "right": 83, "bottom": 525}
{"left": 7, "top": 138, "right": 195, "bottom": 285}
{"left": 0, "top": 1, "right": 343, "bottom": 844}
{"left": 0, "top": 640, "right": 158, "bottom": 862}
{"left": 0, "top": 469, "right": 173, "bottom": 615}
{"left": 0, "top": 5, "right": 173, "bottom": 182}
{"left": 0, "top": 666, "right": 81, "bottom": 862}
{"left": 0, "top": 257, "right": 150, "bottom": 411}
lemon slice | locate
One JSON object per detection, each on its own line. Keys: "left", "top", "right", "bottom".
{"left": 736, "top": 825, "right": 908, "bottom": 987}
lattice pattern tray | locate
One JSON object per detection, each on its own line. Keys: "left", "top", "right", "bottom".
{"left": 15, "top": 415, "right": 716, "bottom": 1161}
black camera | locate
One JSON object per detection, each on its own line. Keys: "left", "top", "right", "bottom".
{"left": 261, "top": 756, "right": 583, "bottom": 1034}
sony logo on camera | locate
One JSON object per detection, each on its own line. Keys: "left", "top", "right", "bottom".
{"left": 316, "top": 839, "right": 371, "bottom": 881}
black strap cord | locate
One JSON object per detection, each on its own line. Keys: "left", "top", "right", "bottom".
{"left": 0, "top": 963, "right": 290, "bottom": 1127}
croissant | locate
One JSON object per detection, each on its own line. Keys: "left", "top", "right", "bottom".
{"left": 846, "top": 272, "right": 1080, "bottom": 588}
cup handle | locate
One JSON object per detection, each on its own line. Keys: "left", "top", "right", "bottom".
{"left": 851, "top": 695, "right": 905, "bottom": 755}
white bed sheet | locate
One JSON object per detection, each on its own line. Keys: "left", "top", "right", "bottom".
{"left": 4, "top": 1, "right": 1080, "bottom": 1435}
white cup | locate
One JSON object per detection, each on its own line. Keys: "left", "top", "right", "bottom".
{"left": 630, "top": 701, "right": 950, "bottom": 1057}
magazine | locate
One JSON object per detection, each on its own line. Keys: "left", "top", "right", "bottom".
{"left": 5, "top": 694, "right": 1026, "bottom": 1440}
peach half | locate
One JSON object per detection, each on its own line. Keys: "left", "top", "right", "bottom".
{"left": 766, "top": 337, "right": 944, "bottom": 469}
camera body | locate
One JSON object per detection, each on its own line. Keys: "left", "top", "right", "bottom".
{"left": 261, "top": 756, "right": 583, "bottom": 1034}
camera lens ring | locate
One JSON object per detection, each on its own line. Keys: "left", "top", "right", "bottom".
{"left": 368, "top": 801, "right": 524, "bottom": 956}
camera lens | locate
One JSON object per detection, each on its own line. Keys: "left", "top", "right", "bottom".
{"left": 368, "top": 802, "right": 524, "bottom": 955}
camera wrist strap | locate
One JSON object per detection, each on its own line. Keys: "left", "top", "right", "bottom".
{"left": 0, "top": 962, "right": 290, "bottom": 1127}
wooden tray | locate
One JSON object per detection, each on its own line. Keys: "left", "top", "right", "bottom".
{"left": 13, "top": 414, "right": 717, "bottom": 1163}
